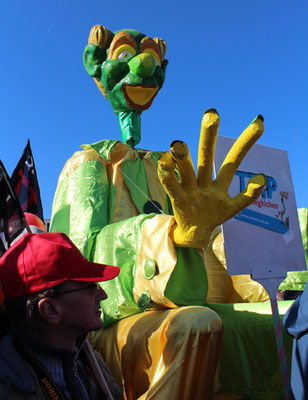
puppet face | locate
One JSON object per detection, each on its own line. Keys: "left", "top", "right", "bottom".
{"left": 84, "top": 27, "right": 168, "bottom": 114}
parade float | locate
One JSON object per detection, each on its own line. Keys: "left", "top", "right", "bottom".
{"left": 50, "top": 25, "right": 307, "bottom": 399}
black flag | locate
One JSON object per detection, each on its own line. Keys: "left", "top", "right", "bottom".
{"left": 0, "top": 160, "right": 31, "bottom": 257}
{"left": 11, "top": 140, "right": 44, "bottom": 222}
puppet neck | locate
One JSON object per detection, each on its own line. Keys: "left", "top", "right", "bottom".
{"left": 117, "top": 111, "right": 141, "bottom": 148}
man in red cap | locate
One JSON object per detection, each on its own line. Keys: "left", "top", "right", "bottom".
{"left": 0, "top": 232, "right": 123, "bottom": 400}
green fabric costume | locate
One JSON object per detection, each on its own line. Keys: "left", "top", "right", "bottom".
{"left": 50, "top": 137, "right": 298, "bottom": 399}
{"left": 51, "top": 139, "right": 208, "bottom": 328}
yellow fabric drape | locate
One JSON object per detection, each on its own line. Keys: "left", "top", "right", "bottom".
{"left": 134, "top": 214, "right": 178, "bottom": 308}
{"left": 204, "top": 228, "right": 269, "bottom": 304}
{"left": 91, "top": 306, "right": 223, "bottom": 400}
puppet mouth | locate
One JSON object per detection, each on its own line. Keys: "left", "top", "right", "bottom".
{"left": 122, "top": 84, "right": 158, "bottom": 110}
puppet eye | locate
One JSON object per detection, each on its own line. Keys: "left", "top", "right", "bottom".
{"left": 111, "top": 44, "right": 136, "bottom": 61}
{"left": 118, "top": 51, "right": 133, "bottom": 61}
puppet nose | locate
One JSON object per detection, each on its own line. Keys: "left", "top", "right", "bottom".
{"left": 128, "top": 53, "right": 156, "bottom": 78}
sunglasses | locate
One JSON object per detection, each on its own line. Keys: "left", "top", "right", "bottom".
{"left": 52, "top": 283, "right": 100, "bottom": 297}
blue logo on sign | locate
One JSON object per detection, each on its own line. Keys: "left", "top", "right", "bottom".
{"left": 235, "top": 171, "right": 289, "bottom": 234}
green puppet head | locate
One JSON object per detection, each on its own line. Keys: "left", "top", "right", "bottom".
{"left": 83, "top": 25, "right": 168, "bottom": 146}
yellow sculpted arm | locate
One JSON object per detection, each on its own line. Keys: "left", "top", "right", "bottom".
{"left": 158, "top": 108, "right": 266, "bottom": 248}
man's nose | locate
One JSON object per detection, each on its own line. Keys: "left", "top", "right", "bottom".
{"left": 128, "top": 53, "right": 157, "bottom": 78}
{"left": 97, "top": 285, "right": 108, "bottom": 301}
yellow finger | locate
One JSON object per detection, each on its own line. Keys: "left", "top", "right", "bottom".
{"left": 197, "top": 108, "right": 220, "bottom": 188}
{"left": 229, "top": 174, "right": 267, "bottom": 217}
{"left": 215, "top": 115, "right": 264, "bottom": 192}
{"left": 158, "top": 152, "right": 184, "bottom": 201}
{"left": 170, "top": 141, "right": 197, "bottom": 190}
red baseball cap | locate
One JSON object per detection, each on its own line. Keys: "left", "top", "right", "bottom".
{"left": 0, "top": 232, "right": 120, "bottom": 298}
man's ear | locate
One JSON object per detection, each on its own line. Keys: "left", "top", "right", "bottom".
{"left": 37, "top": 298, "right": 61, "bottom": 325}
{"left": 83, "top": 25, "right": 114, "bottom": 78}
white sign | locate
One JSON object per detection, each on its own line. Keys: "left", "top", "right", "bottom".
{"left": 214, "top": 136, "right": 306, "bottom": 278}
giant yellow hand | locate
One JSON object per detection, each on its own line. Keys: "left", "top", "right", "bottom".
{"left": 157, "top": 108, "right": 266, "bottom": 248}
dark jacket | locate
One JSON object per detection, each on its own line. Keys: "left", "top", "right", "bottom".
{"left": 0, "top": 334, "right": 123, "bottom": 400}
{"left": 283, "top": 284, "right": 308, "bottom": 400}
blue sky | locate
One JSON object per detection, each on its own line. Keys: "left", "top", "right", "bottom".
{"left": 1, "top": 0, "right": 307, "bottom": 219}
